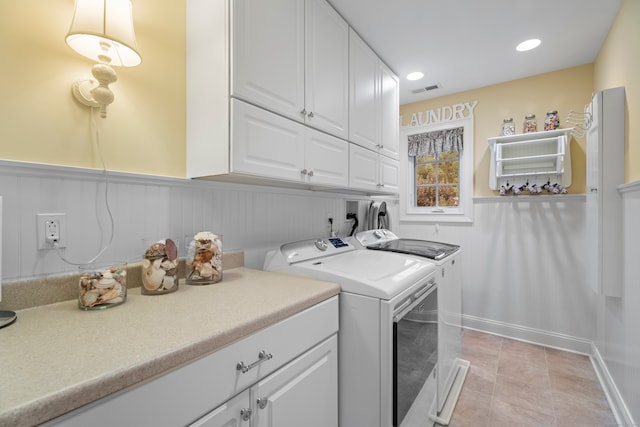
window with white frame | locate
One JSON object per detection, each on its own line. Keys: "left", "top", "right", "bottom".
{"left": 399, "top": 117, "right": 474, "bottom": 222}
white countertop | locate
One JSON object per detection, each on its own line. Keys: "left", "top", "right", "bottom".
{"left": 0, "top": 267, "right": 340, "bottom": 426}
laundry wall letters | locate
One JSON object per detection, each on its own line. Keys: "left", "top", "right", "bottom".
{"left": 407, "top": 101, "right": 478, "bottom": 127}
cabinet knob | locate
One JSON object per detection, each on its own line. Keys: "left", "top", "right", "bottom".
{"left": 240, "top": 408, "right": 252, "bottom": 421}
{"left": 590, "top": 187, "right": 598, "bottom": 193}
{"left": 301, "top": 169, "right": 308, "bottom": 175}
{"left": 308, "top": 170, "right": 314, "bottom": 177}
{"left": 300, "top": 108, "right": 307, "bottom": 116}
{"left": 307, "top": 111, "right": 314, "bottom": 118}
{"left": 257, "top": 397, "right": 269, "bottom": 410}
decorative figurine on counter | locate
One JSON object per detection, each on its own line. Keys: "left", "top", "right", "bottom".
{"left": 186, "top": 232, "right": 223, "bottom": 285}
{"left": 142, "top": 239, "right": 179, "bottom": 295}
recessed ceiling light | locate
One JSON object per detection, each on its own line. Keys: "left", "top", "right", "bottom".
{"left": 516, "top": 38, "right": 541, "bottom": 52}
{"left": 406, "top": 72, "right": 424, "bottom": 81}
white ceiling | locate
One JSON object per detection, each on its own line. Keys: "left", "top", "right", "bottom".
{"left": 328, "top": 0, "right": 622, "bottom": 105}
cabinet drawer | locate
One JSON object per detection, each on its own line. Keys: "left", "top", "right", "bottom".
{"left": 46, "top": 296, "right": 339, "bottom": 427}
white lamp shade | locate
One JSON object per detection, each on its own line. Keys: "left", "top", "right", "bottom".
{"left": 66, "top": 0, "right": 141, "bottom": 67}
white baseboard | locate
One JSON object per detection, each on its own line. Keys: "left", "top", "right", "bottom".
{"left": 462, "top": 314, "right": 592, "bottom": 354}
{"left": 461, "top": 314, "right": 635, "bottom": 426}
{"left": 590, "top": 343, "right": 636, "bottom": 427}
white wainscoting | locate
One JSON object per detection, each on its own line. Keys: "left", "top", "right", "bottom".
{"left": 393, "top": 195, "right": 598, "bottom": 347}
{"left": 0, "top": 160, "right": 368, "bottom": 281}
{"left": 594, "top": 182, "right": 640, "bottom": 426}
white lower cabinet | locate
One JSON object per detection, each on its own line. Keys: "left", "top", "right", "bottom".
{"left": 349, "top": 143, "right": 399, "bottom": 193}
{"left": 190, "top": 391, "right": 252, "bottom": 427}
{"left": 45, "top": 297, "right": 338, "bottom": 427}
{"left": 193, "top": 335, "right": 337, "bottom": 427}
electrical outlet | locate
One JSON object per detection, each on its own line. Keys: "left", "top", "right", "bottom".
{"left": 37, "top": 213, "right": 67, "bottom": 250}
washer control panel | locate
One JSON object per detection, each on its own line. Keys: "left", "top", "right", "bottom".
{"left": 281, "top": 237, "right": 355, "bottom": 263}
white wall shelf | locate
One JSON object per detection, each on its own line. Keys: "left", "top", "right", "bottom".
{"left": 488, "top": 128, "right": 573, "bottom": 191}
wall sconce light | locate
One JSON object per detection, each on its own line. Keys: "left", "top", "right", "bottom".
{"left": 65, "top": 0, "right": 141, "bottom": 118}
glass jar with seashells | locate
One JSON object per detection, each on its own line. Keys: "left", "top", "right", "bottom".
{"left": 141, "top": 238, "right": 179, "bottom": 295}
{"left": 186, "top": 232, "right": 223, "bottom": 285}
{"left": 78, "top": 261, "right": 127, "bottom": 310}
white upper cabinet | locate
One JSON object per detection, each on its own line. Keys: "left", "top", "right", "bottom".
{"left": 232, "top": 99, "right": 306, "bottom": 182}
{"left": 349, "top": 30, "right": 379, "bottom": 151}
{"left": 233, "top": 0, "right": 348, "bottom": 139}
{"left": 304, "top": 0, "right": 349, "bottom": 139}
{"left": 187, "top": 0, "right": 398, "bottom": 194}
{"left": 349, "top": 30, "right": 400, "bottom": 160}
{"left": 349, "top": 144, "right": 399, "bottom": 193}
{"left": 232, "top": 100, "right": 348, "bottom": 187}
{"left": 232, "top": 0, "right": 305, "bottom": 122}
{"left": 305, "top": 127, "right": 349, "bottom": 188}
{"left": 379, "top": 63, "right": 400, "bottom": 160}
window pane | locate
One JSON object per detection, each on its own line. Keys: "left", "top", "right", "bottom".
{"left": 416, "top": 186, "right": 436, "bottom": 207}
{"left": 416, "top": 153, "right": 435, "bottom": 163}
{"left": 439, "top": 150, "right": 459, "bottom": 161}
{"left": 438, "top": 160, "right": 459, "bottom": 184}
{"left": 416, "top": 163, "right": 436, "bottom": 184}
{"left": 438, "top": 185, "right": 459, "bottom": 207}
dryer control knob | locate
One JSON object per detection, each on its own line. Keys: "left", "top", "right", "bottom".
{"left": 314, "top": 239, "right": 328, "bottom": 251}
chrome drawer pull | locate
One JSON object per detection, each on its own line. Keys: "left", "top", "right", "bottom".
{"left": 236, "top": 350, "right": 273, "bottom": 374}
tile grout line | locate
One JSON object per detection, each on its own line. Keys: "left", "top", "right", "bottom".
{"left": 486, "top": 336, "right": 503, "bottom": 427}
{"left": 544, "top": 347, "right": 559, "bottom": 427}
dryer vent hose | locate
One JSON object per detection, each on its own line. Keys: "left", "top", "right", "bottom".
{"left": 347, "top": 213, "right": 358, "bottom": 236}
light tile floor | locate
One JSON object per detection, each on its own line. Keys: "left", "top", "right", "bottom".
{"left": 445, "top": 329, "right": 618, "bottom": 427}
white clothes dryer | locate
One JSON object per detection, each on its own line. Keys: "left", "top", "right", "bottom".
{"left": 354, "top": 229, "right": 468, "bottom": 426}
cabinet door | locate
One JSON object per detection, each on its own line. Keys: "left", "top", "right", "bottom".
{"left": 349, "top": 30, "right": 379, "bottom": 151}
{"left": 190, "top": 391, "right": 251, "bottom": 427}
{"left": 305, "top": 128, "right": 349, "bottom": 187}
{"left": 232, "top": 100, "right": 306, "bottom": 181}
{"left": 305, "top": 0, "right": 349, "bottom": 139}
{"left": 379, "top": 63, "right": 399, "bottom": 160}
{"left": 379, "top": 155, "right": 399, "bottom": 193}
{"left": 232, "top": 0, "right": 305, "bottom": 121}
{"left": 252, "top": 336, "right": 338, "bottom": 427}
{"left": 349, "top": 144, "right": 379, "bottom": 191}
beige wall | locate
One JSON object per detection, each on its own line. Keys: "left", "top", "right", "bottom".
{"left": 0, "top": 0, "right": 186, "bottom": 177}
{"left": 1, "top": 2, "right": 635, "bottom": 184}
{"left": 401, "top": 0, "right": 640, "bottom": 196}
{"left": 594, "top": 0, "right": 640, "bottom": 183}
{"left": 400, "top": 65, "right": 594, "bottom": 196}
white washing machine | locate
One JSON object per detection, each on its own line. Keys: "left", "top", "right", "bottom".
{"left": 264, "top": 237, "right": 437, "bottom": 427}
{"left": 354, "top": 229, "right": 469, "bottom": 426}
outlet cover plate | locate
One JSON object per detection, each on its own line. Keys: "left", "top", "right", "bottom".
{"left": 37, "top": 213, "right": 66, "bottom": 250}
